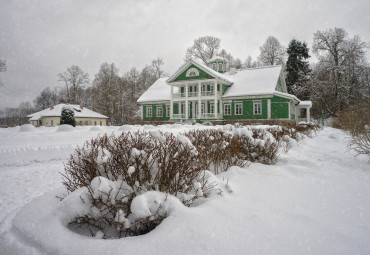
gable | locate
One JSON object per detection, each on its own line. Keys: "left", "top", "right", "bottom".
{"left": 174, "top": 64, "right": 214, "bottom": 82}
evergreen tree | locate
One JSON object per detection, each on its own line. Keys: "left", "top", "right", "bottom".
{"left": 60, "top": 107, "right": 76, "bottom": 127}
{"left": 285, "top": 39, "right": 311, "bottom": 100}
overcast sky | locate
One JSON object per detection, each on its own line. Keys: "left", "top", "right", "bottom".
{"left": 1, "top": 0, "right": 369, "bottom": 110}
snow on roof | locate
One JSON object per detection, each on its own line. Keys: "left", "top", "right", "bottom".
{"left": 299, "top": 101, "right": 312, "bottom": 107}
{"left": 137, "top": 77, "right": 178, "bottom": 103}
{"left": 222, "top": 65, "right": 283, "bottom": 98}
{"left": 207, "top": 56, "right": 228, "bottom": 63}
{"left": 192, "top": 60, "right": 233, "bottom": 84}
{"left": 28, "top": 104, "right": 108, "bottom": 121}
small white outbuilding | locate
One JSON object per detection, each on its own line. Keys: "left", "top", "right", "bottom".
{"left": 28, "top": 104, "right": 109, "bottom": 127}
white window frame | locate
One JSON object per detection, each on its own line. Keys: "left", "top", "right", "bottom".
{"left": 224, "top": 104, "right": 231, "bottom": 116}
{"left": 253, "top": 101, "right": 262, "bottom": 115}
{"left": 235, "top": 102, "right": 243, "bottom": 115}
{"left": 209, "top": 104, "right": 214, "bottom": 114}
{"left": 156, "top": 106, "right": 163, "bottom": 117}
{"left": 146, "top": 106, "right": 152, "bottom": 118}
{"left": 166, "top": 105, "right": 170, "bottom": 117}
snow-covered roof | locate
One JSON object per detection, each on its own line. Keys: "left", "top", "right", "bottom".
{"left": 222, "top": 65, "right": 283, "bottom": 98}
{"left": 207, "top": 56, "right": 228, "bottom": 63}
{"left": 166, "top": 60, "right": 233, "bottom": 85}
{"left": 299, "top": 101, "right": 312, "bottom": 107}
{"left": 28, "top": 104, "right": 108, "bottom": 121}
{"left": 137, "top": 77, "right": 178, "bottom": 103}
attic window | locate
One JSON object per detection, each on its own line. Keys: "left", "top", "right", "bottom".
{"left": 186, "top": 68, "right": 199, "bottom": 77}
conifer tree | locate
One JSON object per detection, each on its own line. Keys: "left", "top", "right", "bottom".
{"left": 60, "top": 107, "right": 76, "bottom": 127}
{"left": 285, "top": 39, "right": 311, "bottom": 99}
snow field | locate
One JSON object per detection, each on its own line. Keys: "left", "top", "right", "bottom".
{"left": 0, "top": 124, "right": 369, "bottom": 255}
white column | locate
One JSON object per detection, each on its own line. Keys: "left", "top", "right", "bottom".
{"left": 205, "top": 100, "right": 208, "bottom": 117}
{"left": 185, "top": 84, "right": 189, "bottom": 120}
{"left": 214, "top": 80, "right": 218, "bottom": 118}
{"left": 198, "top": 83, "right": 201, "bottom": 119}
{"left": 307, "top": 107, "right": 311, "bottom": 123}
{"left": 267, "top": 99, "right": 271, "bottom": 120}
{"left": 170, "top": 85, "right": 173, "bottom": 119}
{"left": 179, "top": 102, "right": 182, "bottom": 116}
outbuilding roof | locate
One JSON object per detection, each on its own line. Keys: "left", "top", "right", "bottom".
{"left": 28, "top": 104, "right": 108, "bottom": 121}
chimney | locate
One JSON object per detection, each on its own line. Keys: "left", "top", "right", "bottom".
{"left": 50, "top": 106, "right": 54, "bottom": 110}
{"left": 80, "top": 105, "right": 84, "bottom": 110}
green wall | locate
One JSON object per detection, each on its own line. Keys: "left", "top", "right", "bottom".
{"left": 143, "top": 103, "right": 170, "bottom": 121}
{"left": 222, "top": 96, "right": 292, "bottom": 120}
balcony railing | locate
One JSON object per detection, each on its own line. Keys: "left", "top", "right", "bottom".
{"left": 172, "top": 114, "right": 186, "bottom": 119}
{"left": 172, "top": 91, "right": 221, "bottom": 98}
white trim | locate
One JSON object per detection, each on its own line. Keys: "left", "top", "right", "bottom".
{"left": 253, "top": 101, "right": 262, "bottom": 115}
{"left": 235, "top": 102, "right": 243, "bottom": 115}
{"left": 224, "top": 104, "right": 231, "bottom": 116}
{"left": 146, "top": 106, "right": 152, "bottom": 118}
{"left": 156, "top": 106, "right": 163, "bottom": 117}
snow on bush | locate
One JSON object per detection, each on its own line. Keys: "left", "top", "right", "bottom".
{"left": 56, "top": 124, "right": 75, "bottom": 132}
{"left": 59, "top": 124, "right": 319, "bottom": 239}
{"left": 61, "top": 131, "right": 216, "bottom": 238}
{"left": 118, "top": 125, "right": 134, "bottom": 131}
{"left": 19, "top": 124, "right": 37, "bottom": 132}
{"left": 90, "top": 126, "right": 103, "bottom": 132}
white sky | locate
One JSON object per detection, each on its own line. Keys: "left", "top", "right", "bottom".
{"left": 1, "top": 0, "right": 369, "bottom": 110}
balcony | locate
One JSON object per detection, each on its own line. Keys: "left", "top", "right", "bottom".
{"left": 172, "top": 91, "right": 221, "bottom": 99}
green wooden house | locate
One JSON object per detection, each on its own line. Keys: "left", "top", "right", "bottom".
{"left": 137, "top": 57, "right": 312, "bottom": 123}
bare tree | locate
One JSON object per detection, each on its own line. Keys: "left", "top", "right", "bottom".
{"left": 58, "top": 66, "right": 90, "bottom": 104}
{"left": 258, "top": 36, "right": 286, "bottom": 66}
{"left": 151, "top": 58, "right": 164, "bottom": 79}
{"left": 33, "top": 87, "right": 60, "bottom": 111}
{"left": 92, "top": 63, "right": 121, "bottom": 125}
{"left": 311, "top": 28, "right": 369, "bottom": 117}
{"left": 185, "top": 36, "right": 221, "bottom": 64}
{"left": 0, "top": 59, "right": 7, "bottom": 87}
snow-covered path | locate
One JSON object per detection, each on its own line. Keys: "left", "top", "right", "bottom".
{"left": 0, "top": 126, "right": 369, "bottom": 255}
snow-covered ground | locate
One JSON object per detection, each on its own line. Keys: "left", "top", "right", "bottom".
{"left": 0, "top": 125, "right": 369, "bottom": 255}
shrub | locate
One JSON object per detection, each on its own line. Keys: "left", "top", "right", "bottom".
{"left": 61, "top": 131, "right": 213, "bottom": 238}
{"left": 333, "top": 105, "right": 370, "bottom": 159}
{"left": 60, "top": 107, "right": 76, "bottom": 127}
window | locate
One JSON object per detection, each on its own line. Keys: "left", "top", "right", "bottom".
{"left": 100, "top": 120, "right": 102, "bottom": 126}
{"left": 213, "top": 63, "right": 216, "bottom": 70}
{"left": 166, "top": 105, "right": 170, "bottom": 117}
{"left": 224, "top": 104, "right": 231, "bottom": 116}
{"left": 51, "top": 120, "right": 54, "bottom": 126}
{"left": 235, "top": 102, "right": 243, "bottom": 115}
{"left": 254, "top": 101, "right": 262, "bottom": 115}
{"left": 156, "top": 106, "right": 163, "bottom": 117}
{"left": 210, "top": 104, "right": 214, "bottom": 114}
{"left": 218, "top": 63, "right": 222, "bottom": 70}
{"left": 85, "top": 121, "right": 88, "bottom": 125}
{"left": 146, "top": 106, "right": 152, "bottom": 117}
{"left": 80, "top": 121, "right": 83, "bottom": 126}
{"left": 94, "top": 121, "right": 97, "bottom": 125}
{"left": 185, "top": 67, "right": 199, "bottom": 77}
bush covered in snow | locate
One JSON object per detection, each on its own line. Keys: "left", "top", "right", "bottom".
{"left": 61, "top": 131, "right": 214, "bottom": 238}
{"left": 60, "top": 124, "right": 320, "bottom": 238}
{"left": 60, "top": 107, "right": 76, "bottom": 127}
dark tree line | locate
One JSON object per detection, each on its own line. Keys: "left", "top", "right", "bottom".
{"left": 0, "top": 58, "right": 164, "bottom": 127}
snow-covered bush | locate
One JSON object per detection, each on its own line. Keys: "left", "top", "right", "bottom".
{"left": 185, "top": 129, "right": 250, "bottom": 174}
{"left": 61, "top": 131, "right": 213, "bottom": 238}
{"left": 60, "top": 106, "right": 76, "bottom": 127}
